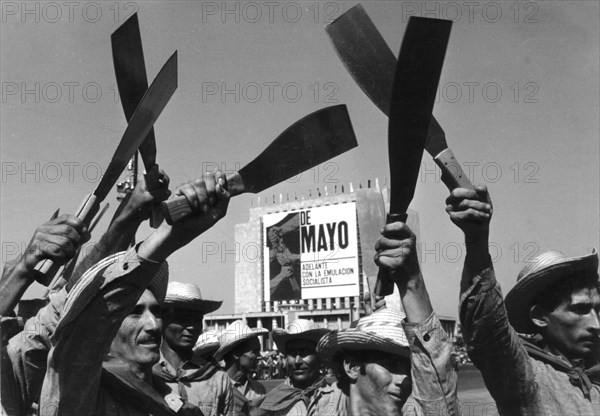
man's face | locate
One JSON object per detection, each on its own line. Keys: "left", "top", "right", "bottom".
{"left": 111, "top": 290, "right": 163, "bottom": 368}
{"left": 162, "top": 307, "right": 204, "bottom": 352}
{"left": 286, "top": 339, "right": 321, "bottom": 388}
{"left": 237, "top": 338, "right": 261, "bottom": 374}
{"left": 543, "top": 286, "right": 600, "bottom": 361}
{"left": 352, "top": 351, "right": 412, "bottom": 416}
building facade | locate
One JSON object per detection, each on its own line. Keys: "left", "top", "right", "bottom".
{"left": 204, "top": 180, "right": 456, "bottom": 350}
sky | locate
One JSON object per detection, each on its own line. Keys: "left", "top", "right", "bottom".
{"left": 1, "top": 1, "right": 599, "bottom": 318}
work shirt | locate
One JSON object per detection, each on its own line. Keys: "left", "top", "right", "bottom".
{"left": 154, "top": 354, "right": 234, "bottom": 415}
{"left": 38, "top": 249, "right": 174, "bottom": 416}
{"left": 459, "top": 261, "right": 600, "bottom": 415}
{"left": 2, "top": 288, "right": 68, "bottom": 416}
{"left": 254, "top": 377, "right": 327, "bottom": 416}
{"left": 230, "top": 376, "right": 267, "bottom": 415}
{"left": 232, "top": 376, "right": 267, "bottom": 401}
{"left": 307, "top": 313, "right": 460, "bottom": 416}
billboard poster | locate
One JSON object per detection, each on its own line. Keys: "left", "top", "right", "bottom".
{"left": 263, "top": 202, "right": 360, "bottom": 301}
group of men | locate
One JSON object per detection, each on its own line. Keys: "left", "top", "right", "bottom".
{"left": 0, "top": 164, "right": 598, "bottom": 415}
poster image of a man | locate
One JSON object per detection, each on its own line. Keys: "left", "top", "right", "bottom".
{"left": 266, "top": 213, "right": 301, "bottom": 300}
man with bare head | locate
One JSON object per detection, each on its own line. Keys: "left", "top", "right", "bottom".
{"left": 38, "top": 172, "right": 231, "bottom": 415}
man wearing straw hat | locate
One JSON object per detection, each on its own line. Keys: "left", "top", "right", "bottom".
{"left": 253, "top": 319, "right": 330, "bottom": 415}
{"left": 38, "top": 173, "right": 231, "bottom": 415}
{"left": 153, "top": 281, "right": 234, "bottom": 415}
{"left": 215, "top": 320, "right": 269, "bottom": 413}
{"left": 446, "top": 185, "right": 599, "bottom": 415}
{"left": 310, "top": 221, "right": 460, "bottom": 416}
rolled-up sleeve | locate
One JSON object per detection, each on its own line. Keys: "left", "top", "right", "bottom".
{"left": 38, "top": 247, "right": 165, "bottom": 416}
{"left": 459, "top": 263, "right": 536, "bottom": 412}
{"left": 5, "top": 289, "right": 67, "bottom": 414}
{"left": 403, "top": 312, "right": 460, "bottom": 416}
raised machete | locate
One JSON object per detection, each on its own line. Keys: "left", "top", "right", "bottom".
{"left": 161, "top": 105, "right": 358, "bottom": 224}
{"left": 111, "top": 13, "right": 164, "bottom": 227}
{"left": 374, "top": 17, "right": 452, "bottom": 296}
{"left": 34, "top": 51, "right": 178, "bottom": 285}
{"left": 326, "top": 4, "right": 472, "bottom": 190}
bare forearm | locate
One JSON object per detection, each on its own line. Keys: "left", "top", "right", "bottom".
{"left": 0, "top": 260, "right": 34, "bottom": 315}
{"left": 396, "top": 271, "right": 434, "bottom": 324}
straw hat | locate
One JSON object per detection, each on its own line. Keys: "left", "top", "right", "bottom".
{"left": 272, "top": 319, "right": 331, "bottom": 355}
{"left": 214, "top": 320, "right": 268, "bottom": 361}
{"left": 193, "top": 329, "right": 221, "bottom": 359}
{"left": 505, "top": 249, "right": 599, "bottom": 333}
{"left": 317, "top": 308, "right": 409, "bottom": 365}
{"left": 57, "top": 256, "right": 169, "bottom": 334}
{"left": 163, "top": 281, "right": 222, "bottom": 313}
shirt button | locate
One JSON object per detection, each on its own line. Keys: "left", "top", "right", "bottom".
{"left": 423, "top": 333, "right": 430, "bottom": 342}
{"left": 123, "top": 262, "right": 129, "bottom": 270}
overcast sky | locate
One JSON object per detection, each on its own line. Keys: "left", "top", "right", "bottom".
{"left": 1, "top": 1, "right": 598, "bottom": 318}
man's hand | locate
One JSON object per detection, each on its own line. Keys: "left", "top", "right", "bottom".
{"left": 374, "top": 222, "right": 432, "bottom": 323}
{"left": 114, "top": 168, "right": 171, "bottom": 226}
{"left": 445, "top": 185, "right": 492, "bottom": 243}
{"left": 138, "top": 171, "right": 230, "bottom": 262}
{"left": 374, "top": 222, "right": 420, "bottom": 284}
{"left": 21, "top": 214, "right": 90, "bottom": 272}
{"left": 447, "top": 185, "right": 493, "bottom": 277}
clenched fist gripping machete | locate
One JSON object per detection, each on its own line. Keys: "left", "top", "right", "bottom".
{"left": 34, "top": 51, "right": 178, "bottom": 285}
{"left": 161, "top": 105, "right": 358, "bottom": 224}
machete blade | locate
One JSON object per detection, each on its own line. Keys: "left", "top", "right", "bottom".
{"left": 111, "top": 12, "right": 156, "bottom": 169}
{"left": 373, "top": 17, "right": 451, "bottom": 297}
{"left": 94, "top": 51, "right": 177, "bottom": 203}
{"left": 326, "top": 4, "right": 396, "bottom": 116}
{"left": 326, "top": 6, "right": 473, "bottom": 191}
{"left": 388, "top": 17, "right": 452, "bottom": 214}
{"left": 34, "top": 51, "right": 178, "bottom": 285}
{"left": 161, "top": 105, "right": 358, "bottom": 224}
{"left": 239, "top": 104, "right": 357, "bottom": 193}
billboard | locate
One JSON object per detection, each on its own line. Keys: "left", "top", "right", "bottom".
{"left": 263, "top": 202, "right": 360, "bottom": 301}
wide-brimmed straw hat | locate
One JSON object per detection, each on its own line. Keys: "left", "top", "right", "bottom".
{"left": 505, "top": 249, "right": 599, "bottom": 333}
{"left": 57, "top": 256, "right": 169, "bottom": 334}
{"left": 317, "top": 308, "right": 409, "bottom": 365}
{"left": 193, "top": 329, "right": 221, "bottom": 360}
{"left": 272, "top": 319, "right": 331, "bottom": 355}
{"left": 163, "top": 281, "right": 222, "bottom": 313}
{"left": 214, "top": 320, "right": 268, "bottom": 361}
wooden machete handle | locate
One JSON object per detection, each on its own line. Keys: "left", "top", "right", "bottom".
{"left": 374, "top": 212, "right": 408, "bottom": 297}
{"left": 145, "top": 164, "right": 165, "bottom": 228}
{"left": 161, "top": 172, "right": 245, "bottom": 225}
{"left": 33, "top": 194, "right": 99, "bottom": 286}
{"left": 434, "top": 148, "right": 474, "bottom": 190}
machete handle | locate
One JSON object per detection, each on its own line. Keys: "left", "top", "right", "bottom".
{"left": 33, "top": 194, "right": 99, "bottom": 286}
{"left": 374, "top": 212, "right": 409, "bottom": 297}
{"left": 434, "top": 148, "right": 474, "bottom": 191}
{"left": 144, "top": 164, "right": 165, "bottom": 228}
{"left": 161, "top": 172, "right": 245, "bottom": 225}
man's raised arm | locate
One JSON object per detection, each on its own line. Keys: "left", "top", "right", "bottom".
{"left": 0, "top": 215, "right": 89, "bottom": 316}
{"left": 375, "top": 222, "right": 460, "bottom": 416}
{"left": 446, "top": 185, "right": 535, "bottom": 412}
{"left": 39, "top": 172, "right": 230, "bottom": 416}
{"left": 64, "top": 168, "right": 171, "bottom": 290}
